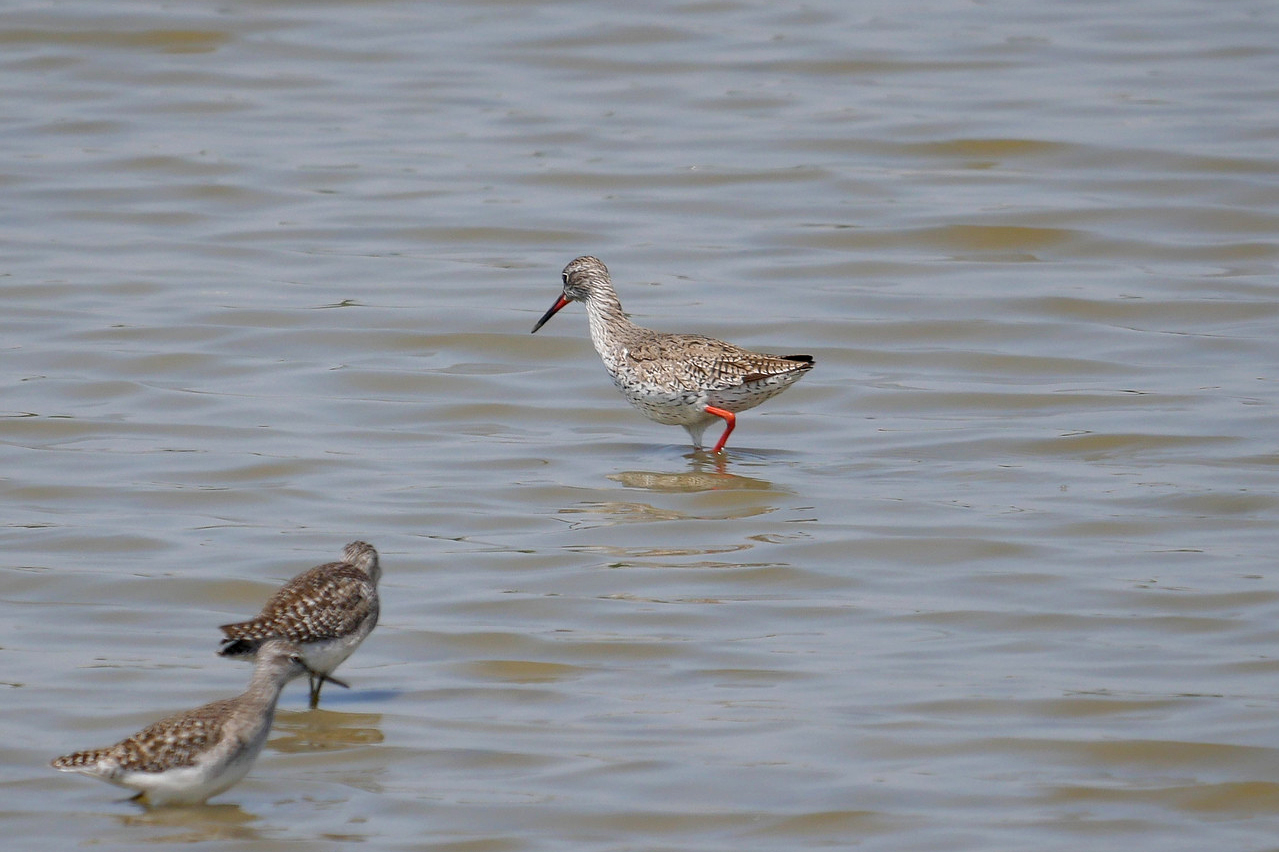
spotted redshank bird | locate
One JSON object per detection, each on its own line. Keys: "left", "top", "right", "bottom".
{"left": 532, "top": 256, "right": 815, "bottom": 453}
{"left": 52, "top": 639, "right": 333, "bottom": 806}
{"left": 218, "top": 541, "right": 380, "bottom": 708}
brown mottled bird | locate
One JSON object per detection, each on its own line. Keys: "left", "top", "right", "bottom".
{"left": 52, "top": 639, "right": 336, "bottom": 805}
{"left": 218, "top": 541, "right": 381, "bottom": 708}
{"left": 532, "top": 256, "right": 814, "bottom": 453}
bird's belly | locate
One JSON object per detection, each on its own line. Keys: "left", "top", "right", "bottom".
{"left": 301, "top": 634, "right": 365, "bottom": 675}
{"left": 121, "top": 759, "right": 240, "bottom": 805}
{"left": 614, "top": 381, "right": 710, "bottom": 425}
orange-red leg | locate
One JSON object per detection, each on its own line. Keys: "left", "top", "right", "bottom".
{"left": 705, "top": 405, "right": 736, "bottom": 454}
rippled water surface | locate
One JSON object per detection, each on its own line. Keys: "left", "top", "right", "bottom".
{"left": 5, "top": 0, "right": 1279, "bottom": 849}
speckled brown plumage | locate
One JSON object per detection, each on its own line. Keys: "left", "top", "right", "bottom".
{"left": 219, "top": 541, "right": 380, "bottom": 708}
{"left": 52, "top": 639, "right": 317, "bottom": 805}
{"left": 219, "top": 564, "right": 376, "bottom": 649}
{"left": 532, "top": 256, "right": 814, "bottom": 453}
{"left": 54, "top": 698, "right": 236, "bottom": 774}
{"left": 619, "top": 333, "right": 812, "bottom": 391}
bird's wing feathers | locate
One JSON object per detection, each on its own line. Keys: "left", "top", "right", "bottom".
{"left": 219, "top": 564, "right": 376, "bottom": 645}
{"left": 625, "top": 334, "right": 808, "bottom": 391}
{"left": 55, "top": 699, "right": 236, "bottom": 773}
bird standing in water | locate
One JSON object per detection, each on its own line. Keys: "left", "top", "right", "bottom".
{"left": 52, "top": 639, "right": 333, "bottom": 805}
{"left": 532, "top": 256, "right": 814, "bottom": 453}
{"left": 218, "top": 541, "right": 380, "bottom": 708}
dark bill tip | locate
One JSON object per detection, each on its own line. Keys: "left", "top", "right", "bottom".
{"left": 531, "top": 294, "right": 571, "bottom": 333}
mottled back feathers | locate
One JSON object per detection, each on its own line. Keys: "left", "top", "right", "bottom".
{"left": 53, "top": 698, "right": 237, "bottom": 774}
{"left": 219, "top": 562, "right": 378, "bottom": 656}
{"left": 619, "top": 332, "right": 813, "bottom": 393}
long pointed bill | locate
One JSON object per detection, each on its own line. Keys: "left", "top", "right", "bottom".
{"left": 531, "top": 294, "right": 571, "bottom": 333}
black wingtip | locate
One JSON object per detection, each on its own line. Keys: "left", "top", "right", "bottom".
{"left": 218, "top": 638, "right": 258, "bottom": 658}
{"left": 783, "top": 354, "right": 815, "bottom": 365}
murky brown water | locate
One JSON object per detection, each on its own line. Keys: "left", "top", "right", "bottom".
{"left": 5, "top": 0, "right": 1279, "bottom": 849}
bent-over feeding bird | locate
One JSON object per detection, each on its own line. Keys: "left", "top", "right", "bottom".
{"left": 52, "top": 639, "right": 332, "bottom": 805}
{"left": 532, "top": 256, "right": 814, "bottom": 453}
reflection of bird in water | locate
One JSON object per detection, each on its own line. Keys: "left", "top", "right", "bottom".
{"left": 52, "top": 639, "right": 333, "bottom": 806}
{"left": 607, "top": 470, "right": 776, "bottom": 493}
{"left": 561, "top": 494, "right": 780, "bottom": 529}
{"left": 532, "top": 256, "right": 814, "bottom": 453}
{"left": 269, "top": 709, "right": 385, "bottom": 754}
{"left": 219, "top": 541, "right": 380, "bottom": 708}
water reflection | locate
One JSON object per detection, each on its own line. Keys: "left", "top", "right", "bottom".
{"left": 562, "top": 500, "right": 777, "bottom": 526}
{"left": 269, "top": 709, "right": 384, "bottom": 754}
{"left": 120, "top": 802, "right": 260, "bottom": 843}
{"left": 544, "top": 454, "right": 795, "bottom": 531}
{"left": 607, "top": 467, "right": 776, "bottom": 493}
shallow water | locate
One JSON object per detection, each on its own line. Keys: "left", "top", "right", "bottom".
{"left": 4, "top": 0, "right": 1279, "bottom": 849}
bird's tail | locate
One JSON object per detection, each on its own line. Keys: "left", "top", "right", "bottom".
{"left": 52, "top": 749, "right": 109, "bottom": 771}
{"left": 217, "top": 632, "right": 260, "bottom": 658}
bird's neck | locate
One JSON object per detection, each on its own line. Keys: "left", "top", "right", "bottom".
{"left": 243, "top": 665, "right": 291, "bottom": 711}
{"left": 583, "top": 291, "right": 636, "bottom": 356}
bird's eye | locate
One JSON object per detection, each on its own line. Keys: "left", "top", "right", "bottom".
{"left": 289, "top": 654, "right": 303, "bottom": 664}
